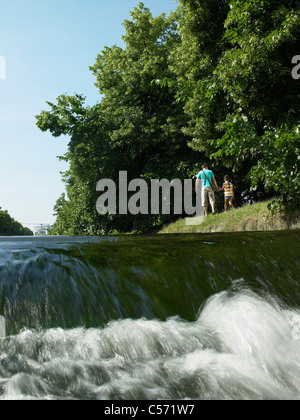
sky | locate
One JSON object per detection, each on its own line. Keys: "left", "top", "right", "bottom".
{"left": 0, "top": 0, "right": 178, "bottom": 231}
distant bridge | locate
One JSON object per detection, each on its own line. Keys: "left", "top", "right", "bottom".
{"left": 23, "top": 223, "right": 53, "bottom": 236}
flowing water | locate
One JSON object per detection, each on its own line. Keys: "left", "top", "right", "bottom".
{"left": 0, "top": 231, "right": 300, "bottom": 400}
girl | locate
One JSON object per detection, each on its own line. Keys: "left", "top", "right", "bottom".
{"left": 221, "top": 175, "right": 235, "bottom": 212}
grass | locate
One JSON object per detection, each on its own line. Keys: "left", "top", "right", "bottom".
{"left": 158, "top": 200, "right": 300, "bottom": 234}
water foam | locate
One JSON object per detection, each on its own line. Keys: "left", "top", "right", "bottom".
{"left": 0, "top": 289, "right": 300, "bottom": 400}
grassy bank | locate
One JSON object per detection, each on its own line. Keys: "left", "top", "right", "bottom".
{"left": 158, "top": 201, "right": 300, "bottom": 234}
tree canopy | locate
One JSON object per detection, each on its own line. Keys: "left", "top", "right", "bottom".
{"left": 36, "top": 1, "right": 300, "bottom": 235}
{"left": 172, "top": 0, "right": 300, "bottom": 210}
{"left": 0, "top": 207, "right": 33, "bottom": 236}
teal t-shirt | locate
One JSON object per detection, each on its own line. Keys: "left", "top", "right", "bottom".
{"left": 197, "top": 169, "right": 215, "bottom": 188}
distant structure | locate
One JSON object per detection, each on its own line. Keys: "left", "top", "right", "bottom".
{"left": 34, "top": 224, "right": 52, "bottom": 236}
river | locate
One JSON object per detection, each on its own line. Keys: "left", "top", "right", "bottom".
{"left": 0, "top": 231, "right": 299, "bottom": 400}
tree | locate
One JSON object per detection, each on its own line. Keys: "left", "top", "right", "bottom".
{"left": 37, "top": 3, "right": 202, "bottom": 234}
{"left": 213, "top": 0, "right": 300, "bottom": 210}
{"left": 170, "top": 0, "right": 300, "bottom": 210}
{"left": 0, "top": 207, "right": 33, "bottom": 236}
{"left": 37, "top": 0, "right": 300, "bottom": 236}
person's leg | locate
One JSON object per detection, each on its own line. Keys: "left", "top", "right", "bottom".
{"left": 209, "top": 189, "right": 215, "bottom": 215}
{"left": 202, "top": 189, "right": 209, "bottom": 217}
{"left": 225, "top": 198, "right": 228, "bottom": 212}
{"left": 211, "top": 201, "right": 215, "bottom": 215}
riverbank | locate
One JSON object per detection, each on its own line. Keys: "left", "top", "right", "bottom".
{"left": 158, "top": 201, "right": 300, "bottom": 234}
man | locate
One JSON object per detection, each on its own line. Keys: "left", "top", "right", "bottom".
{"left": 196, "top": 164, "right": 219, "bottom": 217}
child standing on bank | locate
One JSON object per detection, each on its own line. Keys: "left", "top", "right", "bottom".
{"left": 221, "top": 176, "right": 235, "bottom": 212}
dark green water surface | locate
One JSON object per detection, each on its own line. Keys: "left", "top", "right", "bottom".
{"left": 0, "top": 231, "right": 299, "bottom": 335}
{"left": 1, "top": 231, "right": 300, "bottom": 400}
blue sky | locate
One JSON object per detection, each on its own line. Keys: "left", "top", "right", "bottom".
{"left": 0, "top": 0, "right": 178, "bottom": 231}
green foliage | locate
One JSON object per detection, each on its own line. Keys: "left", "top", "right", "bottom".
{"left": 213, "top": 0, "right": 300, "bottom": 210}
{"left": 0, "top": 208, "right": 33, "bottom": 236}
{"left": 36, "top": 1, "right": 300, "bottom": 235}
{"left": 250, "top": 124, "right": 300, "bottom": 211}
{"left": 37, "top": 3, "right": 202, "bottom": 235}
{"left": 170, "top": 0, "right": 300, "bottom": 211}
{"left": 168, "top": 0, "right": 230, "bottom": 150}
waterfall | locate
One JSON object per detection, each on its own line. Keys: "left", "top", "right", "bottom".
{"left": 0, "top": 231, "right": 299, "bottom": 400}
